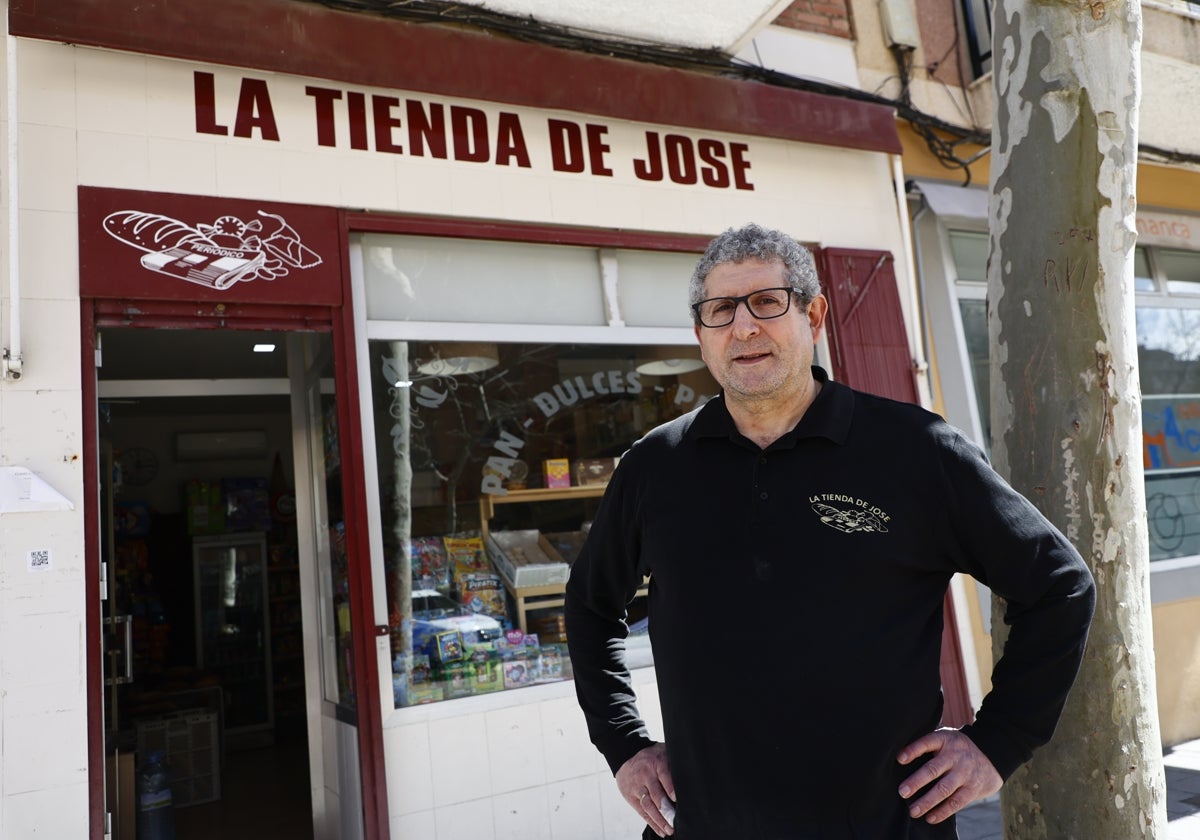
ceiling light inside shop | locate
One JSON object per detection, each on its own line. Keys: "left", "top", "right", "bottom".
{"left": 416, "top": 342, "right": 500, "bottom": 376}
{"left": 635, "top": 348, "right": 707, "bottom": 376}
{"left": 253, "top": 343, "right": 276, "bottom": 353}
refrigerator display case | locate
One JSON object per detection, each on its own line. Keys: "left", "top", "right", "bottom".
{"left": 192, "top": 532, "right": 273, "bottom": 741}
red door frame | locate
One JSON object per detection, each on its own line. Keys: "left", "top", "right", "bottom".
{"left": 80, "top": 296, "right": 389, "bottom": 840}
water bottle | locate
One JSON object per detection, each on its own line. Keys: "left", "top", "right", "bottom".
{"left": 136, "top": 750, "right": 176, "bottom": 840}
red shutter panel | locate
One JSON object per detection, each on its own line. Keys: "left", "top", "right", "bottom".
{"left": 815, "top": 246, "right": 975, "bottom": 729}
{"left": 818, "top": 247, "right": 919, "bottom": 403}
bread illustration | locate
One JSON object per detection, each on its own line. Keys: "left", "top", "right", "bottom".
{"left": 103, "top": 210, "right": 217, "bottom": 253}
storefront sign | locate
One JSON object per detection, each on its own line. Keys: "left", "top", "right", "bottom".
{"left": 1136, "top": 211, "right": 1197, "bottom": 250}
{"left": 193, "top": 72, "right": 755, "bottom": 191}
{"left": 1143, "top": 394, "right": 1200, "bottom": 471}
{"left": 78, "top": 187, "right": 341, "bottom": 304}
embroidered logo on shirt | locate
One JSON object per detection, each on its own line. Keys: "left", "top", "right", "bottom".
{"left": 810, "top": 494, "right": 891, "bottom": 534}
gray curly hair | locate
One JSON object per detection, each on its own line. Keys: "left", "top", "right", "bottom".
{"left": 689, "top": 223, "right": 821, "bottom": 323}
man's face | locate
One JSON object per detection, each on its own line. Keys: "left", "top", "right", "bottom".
{"left": 693, "top": 258, "right": 828, "bottom": 405}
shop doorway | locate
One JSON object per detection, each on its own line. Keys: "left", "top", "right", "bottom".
{"left": 94, "top": 325, "right": 363, "bottom": 840}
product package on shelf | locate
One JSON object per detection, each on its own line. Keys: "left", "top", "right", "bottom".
{"left": 443, "top": 534, "right": 490, "bottom": 590}
{"left": 222, "top": 477, "right": 272, "bottom": 531}
{"left": 486, "top": 530, "right": 570, "bottom": 587}
{"left": 543, "top": 458, "right": 571, "bottom": 488}
{"left": 460, "top": 572, "right": 507, "bottom": 619}
{"left": 574, "top": 456, "right": 619, "bottom": 486}
{"left": 184, "top": 479, "right": 225, "bottom": 535}
{"left": 410, "top": 536, "right": 451, "bottom": 592}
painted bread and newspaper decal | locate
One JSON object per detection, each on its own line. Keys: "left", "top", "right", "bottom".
{"left": 103, "top": 209, "right": 323, "bottom": 290}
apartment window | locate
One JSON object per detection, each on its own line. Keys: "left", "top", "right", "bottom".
{"left": 960, "top": 0, "right": 993, "bottom": 78}
{"left": 950, "top": 231, "right": 1200, "bottom": 561}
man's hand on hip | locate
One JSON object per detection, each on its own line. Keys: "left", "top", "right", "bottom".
{"left": 897, "top": 728, "right": 1002, "bottom": 824}
{"left": 616, "top": 743, "right": 676, "bottom": 838}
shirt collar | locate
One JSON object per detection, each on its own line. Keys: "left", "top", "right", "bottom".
{"left": 688, "top": 366, "right": 853, "bottom": 448}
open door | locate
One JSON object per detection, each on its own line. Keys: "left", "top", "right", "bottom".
{"left": 288, "top": 332, "right": 366, "bottom": 840}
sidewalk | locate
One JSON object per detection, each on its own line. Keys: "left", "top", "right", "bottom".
{"left": 957, "top": 738, "right": 1200, "bottom": 839}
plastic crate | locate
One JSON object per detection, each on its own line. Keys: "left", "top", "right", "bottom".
{"left": 136, "top": 709, "right": 221, "bottom": 807}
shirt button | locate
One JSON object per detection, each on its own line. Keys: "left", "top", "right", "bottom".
{"left": 760, "top": 492, "right": 768, "bottom": 500}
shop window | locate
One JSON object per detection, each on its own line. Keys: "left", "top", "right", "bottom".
{"left": 360, "top": 234, "right": 607, "bottom": 325}
{"left": 948, "top": 228, "right": 1200, "bottom": 562}
{"left": 1159, "top": 249, "right": 1200, "bottom": 295}
{"left": 367, "top": 339, "right": 716, "bottom": 707}
{"left": 615, "top": 249, "right": 702, "bottom": 328}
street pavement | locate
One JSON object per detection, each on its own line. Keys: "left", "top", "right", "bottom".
{"left": 956, "top": 737, "right": 1200, "bottom": 839}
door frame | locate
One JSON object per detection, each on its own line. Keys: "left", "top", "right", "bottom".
{"left": 81, "top": 298, "right": 389, "bottom": 840}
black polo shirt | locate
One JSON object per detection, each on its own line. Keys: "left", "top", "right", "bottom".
{"left": 565, "top": 367, "right": 1095, "bottom": 839}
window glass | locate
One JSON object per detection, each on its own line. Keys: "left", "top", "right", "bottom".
{"left": 1137, "top": 307, "right": 1200, "bottom": 561}
{"left": 958, "top": 298, "right": 991, "bottom": 450}
{"left": 616, "top": 249, "right": 701, "bottom": 328}
{"left": 1160, "top": 249, "right": 1200, "bottom": 295}
{"left": 949, "top": 230, "right": 988, "bottom": 283}
{"left": 360, "top": 233, "right": 606, "bottom": 325}
{"left": 370, "top": 340, "right": 716, "bottom": 707}
{"left": 1134, "top": 247, "right": 1154, "bottom": 292}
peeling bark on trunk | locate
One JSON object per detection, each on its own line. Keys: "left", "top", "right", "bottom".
{"left": 987, "top": 0, "right": 1167, "bottom": 835}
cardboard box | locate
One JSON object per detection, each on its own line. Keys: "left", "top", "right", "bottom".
{"left": 487, "top": 530, "right": 570, "bottom": 587}
{"left": 543, "top": 458, "right": 571, "bottom": 488}
{"left": 574, "top": 457, "right": 619, "bottom": 486}
{"left": 542, "top": 530, "right": 587, "bottom": 566}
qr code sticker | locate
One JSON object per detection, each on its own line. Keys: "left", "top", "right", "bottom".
{"left": 28, "top": 549, "right": 51, "bottom": 572}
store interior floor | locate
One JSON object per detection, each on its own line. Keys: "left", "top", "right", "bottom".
{"left": 176, "top": 736, "right": 313, "bottom": 840}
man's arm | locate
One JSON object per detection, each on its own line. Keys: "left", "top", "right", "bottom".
{"left": 563, "top": 461, "right": 657, "bottom": 775}
{"left": 945, "top": 431, "right": 1097, "bottom": 778}
{"left": 896, "top": 427, "right": 1097, "bottom": 822}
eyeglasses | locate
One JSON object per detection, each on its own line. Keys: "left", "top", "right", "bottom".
{"left": 692, "top": 287, "right": 800, "bottom": 328}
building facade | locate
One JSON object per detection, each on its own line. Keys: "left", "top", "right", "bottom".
{"left": 849, "top": 0, "right": 1200, "bottom": 747}
{"left": 0, "top": 1, "right": 931, "bottom": 838}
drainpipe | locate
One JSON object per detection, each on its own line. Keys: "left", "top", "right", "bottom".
{"left": 4, "top": 34, "right": 22, "bottom": 381}
{"left": 892, "top": 154, "right": 926, "bottom": 406}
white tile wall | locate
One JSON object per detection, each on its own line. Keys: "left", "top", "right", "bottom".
{"left": 20, "top": 209, "right": 81, "bottom": 301}
{"left": 546, "top": 774, "right": 603, "bottom": 840}
{"left": 74, "top": 50, "right": 148, "bottom": 135}
{"left": 430, "top": 713, "right": 492, "bottom": 805}
{"left": 17, "top": 124, "right": 78, "bottom": 213}
{"left": 486, "top": 702, "right": 547, "bottom": 793}
{"left": 386, "top": 722, "right": 435, "bottom": 815}
{"left": 17, "top": 40, "right": 77, "bottom": 129}
{"left": 435, "top": 796, "right": 496, "bottom": 840}
{"left": 0, "top": 783, "right": 90, "bottom": 839}
{"left": 493, "top": 785, "right": 553, "bottom": 840}
{"left": 381, "top": 669, "right": 667, "bottom": 839}
{"left": 147, "top": 136, "right": 220, "bottom": 196}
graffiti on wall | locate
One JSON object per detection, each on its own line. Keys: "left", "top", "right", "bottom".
{"left": 1143, "top": 394, "right": 1200, "bottom": 471}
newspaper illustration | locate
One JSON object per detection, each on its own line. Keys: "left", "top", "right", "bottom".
{"left": 103, "top": 209, "right": 323, "bottom": 290}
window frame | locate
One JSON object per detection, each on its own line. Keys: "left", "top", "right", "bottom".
{"left": 914, "top": 199, "right": 1200, "bottom": 606}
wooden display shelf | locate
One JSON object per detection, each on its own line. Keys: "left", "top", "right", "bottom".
{"left": 478, "top": 483, "right": 607, "bottom": 522}
{"left": 480, "top": 483, "right": 646, "bottom": 633}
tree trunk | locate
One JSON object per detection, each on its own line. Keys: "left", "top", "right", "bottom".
{"left": 987, "top": 0, "right": 1168, "bottom": 836}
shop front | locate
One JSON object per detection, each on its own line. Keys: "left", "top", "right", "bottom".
{"left": 3, "top": 3, "right": 930, "bottom": 838}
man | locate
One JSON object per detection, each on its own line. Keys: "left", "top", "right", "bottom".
{"left": 564, "top": 223, "right": 1096, "bottom": 838}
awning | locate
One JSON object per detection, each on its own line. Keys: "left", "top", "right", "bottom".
{"left": 911, "top": 179, "right": 989, "bottom": 223}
